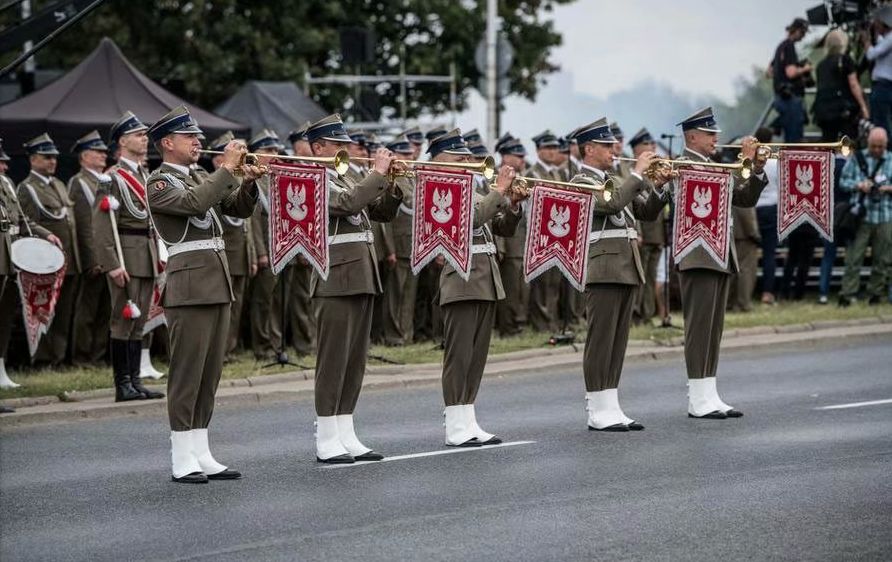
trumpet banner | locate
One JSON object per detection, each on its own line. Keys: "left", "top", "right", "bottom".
{"left": 673, "top": 168, "right": 733, "bottom": 270}
{"left": 777, "top": 148, "right": 833, "bottom": 242}
{"left": 17, "top": 263, "right": 67, "bottom": 357}
{"left": 411, "top": 168, "right": 475, "bottom": 280}
{"left": 523, "top": 183, "right": 594, "bottom": 291}
{"left": 268, "top": 162, "right": 329, "bottom": 278}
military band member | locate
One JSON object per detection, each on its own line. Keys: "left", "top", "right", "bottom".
{"left": 674, "top": 107, "right": 768, "bottom": 419}
{"left": 68, "top": 131, "right": 111, "bottom": 365}
{"left": 382, "top": 136, "right": 418, "bottom": 346}
{"left": 464, "top": 128, "right": 483, "bottom": 145}
{"left": 146, "top": 105, "right": 259, "bottom": 483}
{"left": 432, "top": 129, "right": 525, "bottom": 447}
{"left": 527, "top": 130, "right": 564, "bottom": 332}
{"left": 285, "top": 123, "right": 316, "bottom": 356}
{"left": 248, "top": 129, "right": 287, "bottom": 361}
{"left": 308, "top": 114, "right": 402, "bottom": 464}
{"left": 574, "top": 118, "right": 670, "bottom": 431}
{"left": 561, "top": 128, "right": 583, "bottom": 182}
{"left": 628, "top": 128, "right": 666, "bottom": 324}
{"left": 16, "top": 134, "right": 79, "bottom": 365}
{"left": 0, "top": 140, "right": 59, "bottom": 388}
{"left": 288, "top": 122, "right": 312, "bottom": 157}
{"left": 400, "top": 126, "right": 425, "bottom": 159}
{"left": 493, "top": 134, "right": 529, "bottom": 336}
{"left": 208, "top": 132, "right": 257, "bottom": 359}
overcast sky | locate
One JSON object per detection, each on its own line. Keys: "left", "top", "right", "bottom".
{"left": 457, "top": 0, "right": 823, "bottom": 146}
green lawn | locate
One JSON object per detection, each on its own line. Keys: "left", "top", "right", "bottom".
{"left": 2, "top": 301, "right": 888, "bottom": 401}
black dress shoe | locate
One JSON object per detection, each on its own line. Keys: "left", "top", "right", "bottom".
{"left": 316, "top": 454, "right": 355, "bottom": 464}
{"left": 354, "top": 451, "right": 385, "bottom": 461}
{"left": 627, "top": 421, "right": 645, "bottom": 431}
{"left": 724, "top": 409, "right": 744, "bottom": 418}
{"left": 446, "top": 439, "right": 484, "bottom": 447}
{"left": 0, "top": 405, "right": 15, "bottom": 414}
{"left": 172, "top": 472, "right": 208, "bottom": 484}
{"left": 474, "top": 436, "right": 503, "bottom": 445}
{"left": 588, "top": 423, "right": 629, "bottom": 432}
{"left": 207, "top": 468, "right": 242, "bottom": 480}
{"left": 688, "top": 410, "right": 728, "bottom": 419}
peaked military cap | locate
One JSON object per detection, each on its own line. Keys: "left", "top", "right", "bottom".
{"left": 365, "top": 133, "right": 382, "bottom": 151}
{"left": 0, "top": 139, "right": 10, "bottom": 161}
{"left": 494, "top": 132, "right": 515, "bottom": 153}
{"left": 426, "top": 128, "right": 472, "bottom": 157}
{"left": 464, "top": 128, "right": 483, "bottom": 144}
{"left": 566, "top": 126, "right": 582, "bottom": 144}
{"left": 249, "top": 128, "right": 283, "bottom": 152}
{"left": 148, "top": 105, "right": 203, "bottom": 143}
{"left": 71, "top": 130, "right": 109, "bottom": 153}
{"left": 401, "top": 126, "right": 424, "bottom": 145}
{"left": 386, "top": 136, "right": 415, "bottom": 155}
{"left": 109, "top": 111, "right": 149, "bottom": 143}
{"left": 306, "top": 114, "right": 352, "bottom": 143}
{"left": 574, "top": 118, "right": 617, "bottom": 145}
{"left": 628, "top": 127, "right": 655, "bottom": 148}
{"left": 24, "top": 133, "right": 60, "bottom": 156}
{"left": 348, "top": 129, "right": 368, "bottom": 145}
{"left": 678, "top": 107, "right": 722, "bottom": 133}
{"left": 497, "top": 134, "right": 527, "bottom": 157}
{"left": 287, "top": 122, "right": 311, "bottom": 144}
{"left": 558, "top": 136, "right": 570, "bottom": 153}
{"left": 609, "top": 122, "right": 624, "bottom": 139}
{"left": 532, "top": 129, "right": 560, "bottom": 149}
{"left": 425, "top": 126, "right": 449, "bottom": 142}
{"left": 468, "top": 141, "right": 490, "bottom": 157}
{"left": 208, "top": 131, "right": 235, "bottom": 152}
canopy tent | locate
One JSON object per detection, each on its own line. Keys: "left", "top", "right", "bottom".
{"left": 0, "top": 37, "right": 247, "bottom": 159}
{"left": 215, "top": 81, "right": 327, "bottom": 142}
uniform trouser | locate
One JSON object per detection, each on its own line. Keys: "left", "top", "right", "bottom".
{"left": 637, "top": 244, "right": 662, "bottom": 321}
{"left": 528, "top": 268, "right": 560, "bottom": 332}
{"left": 731, "top": 239, "right": 759, "bottom": 311}
{"left": 383, "top": 258, "right": 418, "bottom": 345}
{"left": 166, "top": 304, "right": 230, "bottom": 431}
{"left": 314, "top": 294, "right": 374, "bottom": 416}
{"left": 583, "top": 284, "right": 636, "bottom": 391}
{"left": 442, "top": 300, "right": 496, "bottom": 406}
{"left": 288, "top": 263, "right": 316, "bottom": 355}
{"left": 108, "top": 276, "right": 153, "bottom": 340}
{"left": 371, "top": 262, "right": 389, "bottom": 344}
{"left": 0, "top": 275, "right": 16, "bottom": 358}
{"left": 72, "top": 272, "right": 110, "bottom": 363}
{"left": 414, "top": 263, "right": 443, "bottom": 341}
{"left": 841, "top": 222, "right": 892, "bottom": 298}
{"left": 679, "top": 269, "right": 731, "bottom": 379}
{"left": 250, "top": 267, "right": 282, "bottom": 358}
{"left": 496, "top": 257, "right": 527, "bottom": 335}
{"left": 226, "top": 274, "right": 247, "bottom": 356}
{"left": 33, "top": 274, "right": 77, "bottom": 364}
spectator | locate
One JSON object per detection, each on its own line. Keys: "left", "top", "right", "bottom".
{"left": 754, "top": 127, "right": 779, "bottom": 304}
{"left": 771, "top": 18, "right": 812, "bottom": 142}
{"left": 838, "top": 127, "right": 892, "bottom": 306}
{"left": 813, "top": 29, "right": 869, "bottom": 142}
{"left": 817, "top": 153, "right": 849, "bottom": 304}
{"left": 863, "top": 6, "right": 892, "bottom": 137}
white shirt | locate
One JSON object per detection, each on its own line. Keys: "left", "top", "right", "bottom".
{"left": 757, "top": 159, "right": 779, "bottom": 207}
{"left": 867, "top": 32, "right": 892, "bottom": 83}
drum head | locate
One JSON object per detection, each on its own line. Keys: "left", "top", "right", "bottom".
{"left": 10, "top": 237, "right": 65, "bottom": 274}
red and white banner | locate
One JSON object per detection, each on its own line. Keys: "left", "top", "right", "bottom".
{"left": 142, "top": 237, "right": 167, "bottom": 335}
{"left": 268, "top": 162, "right": 329, "bottom": 278}
{"left": 411, "top": 168, "right": 475, "bottom": 280}
{"left": 777, "top": 148, "right": 834, "bottom": 242}
{"left": 523, "top": 183, "right": 594, "bottom": 291}
{"left": 17, "top": 264, "right": 67, "bottom": 357}
{"left": 673, "top": 168, "right": 733, "bottom": 269}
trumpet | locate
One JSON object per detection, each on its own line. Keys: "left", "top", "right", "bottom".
{"left": 351, "top": 155, "right": 497, "bottom": 181}
{"left": 199, "top": 149, "right": 351, "bottom": 176}
{"left": 616, "top": 157, "right": 754, "bottom": 180}
{"left": 511, "top": 175, "right": 614, "bottom": 199}
{"left": 716, "top": 136, "right": 854, "bottom": 158}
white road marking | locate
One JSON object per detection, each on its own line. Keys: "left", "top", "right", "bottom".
{"left": 321, "top": 440, "right": 536, "bottom": 468}
{"left": 817, "top": 398, "right": 892, "bottom": 410}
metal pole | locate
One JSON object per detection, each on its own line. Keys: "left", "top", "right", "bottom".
{"left": 400, "top": 44, "right": 407, "bottom": 125}
{"left": 485, "top": 0, "right": 497, "bottom": 149}
{"left": 449, "top": 61, "right": 456, "bottom": 128}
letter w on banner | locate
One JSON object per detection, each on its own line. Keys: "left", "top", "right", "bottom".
{"left": 268, "top": 162, "right": 329, "bottom": 278}
{"left": 17, "top": 264, "right": 67, "bottom": 357}
{"left": 523, "top": 183, "right": 594, "bottom": 291}
{"left": 777, "top": 148, "right": 833, "bottom": 242}
{"left": 673, "top": 168, "right": 732, "bottom": 269}
{"left": 411, "top": 167, "right": 475, "bottom": 280}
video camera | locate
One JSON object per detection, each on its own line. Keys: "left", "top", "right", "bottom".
{"left": 805, "top": 0, "right": 880, "bottom": 28}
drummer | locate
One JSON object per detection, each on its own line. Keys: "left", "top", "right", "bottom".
{"left": 0, "top": 139, "right": 62, "bottom": 389}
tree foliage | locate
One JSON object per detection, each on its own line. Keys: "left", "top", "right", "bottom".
{"left": 8, "top": 0, "right": 575, "bottom": 118}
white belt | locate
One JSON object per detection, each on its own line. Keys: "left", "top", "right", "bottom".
{"left": 589, "top": 228, "right": 638, "bottom": 243}
{"left": 398, "top": 203, "right": 415, "bottom": 216}
{"left": 168, "top": 237, "right": 225, "bottom": 257}
{"left": 6, "top": 225, "right": 19, "bottom": 236}
{"left": 328, "top": 231, "right": 374, "bottom": 245}
{"left": 472, "top": 242, "right": 497, "bottom": 255}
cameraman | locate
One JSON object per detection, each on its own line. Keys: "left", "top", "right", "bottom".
{"left": 838, "top": 127, "right": 892, "bottom": 306}
{"left": 771, "top": 18, "right": 812, "bottom": 142}
{"left": 863, "top": 6, "right": 892, "bottom": 136}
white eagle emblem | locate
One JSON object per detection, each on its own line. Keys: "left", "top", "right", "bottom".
{"left": 794, "top": 164, "right": 814, "bottom": 195}
{"left": 547, "top": 204, "right": 571, "bottom": 238}
{"left": 431, "top": 188, "right": 453, "bottom": 224}
{"left": 690, "top": 185, "right": 713, "bottom": 219}
{"left": 285, "top": 182, "right": 308, "bottom": 222}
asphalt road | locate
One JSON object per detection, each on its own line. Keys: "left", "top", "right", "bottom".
{"left": 1, "top": 339, "right": 891, "bottom": 561}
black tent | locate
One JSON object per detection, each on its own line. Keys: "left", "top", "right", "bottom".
{"left": 0, "top": 37, "right": 247, "bottom": 179}
{"left": 215, "top": 81, "right": 327, "bottom": 142}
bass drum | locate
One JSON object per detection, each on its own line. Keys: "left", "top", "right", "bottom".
{"left": 10, "top": 237, "right": 65, "bottom": 274}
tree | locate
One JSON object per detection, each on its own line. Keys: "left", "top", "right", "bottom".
{"left": 6, "top": 0, "right": 576, "bottom": 119}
